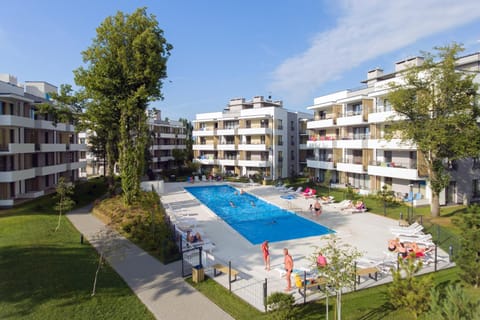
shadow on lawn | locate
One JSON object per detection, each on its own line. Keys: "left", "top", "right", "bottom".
{"left": 0, "top": 245, "right": 130, "bottom": 318}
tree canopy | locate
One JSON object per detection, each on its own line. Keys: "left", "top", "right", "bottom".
{"left": 387, "top": 43, "right": 480, "bottom": 216}
{"left": 74, "top": 7, "right": 172, "bottom": 204}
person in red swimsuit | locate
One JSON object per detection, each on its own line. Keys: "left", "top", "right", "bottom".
{"left": 261, "top": 240, "right": 270, "bottom": 271}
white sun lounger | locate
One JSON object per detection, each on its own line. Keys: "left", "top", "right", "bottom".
{"left": 390, "top": 222, "right": 423, "bottom": 234}
{"left": 391, "top": 225, "right": 424, "bottom": 237}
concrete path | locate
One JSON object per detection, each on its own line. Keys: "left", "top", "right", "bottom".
{"left": 67, "top": 205, "right": 233, "bottom": 320}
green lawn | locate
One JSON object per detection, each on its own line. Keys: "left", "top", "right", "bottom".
{"left": 0, "top": 181, "right": 154, "bottom": 320}
{"left": 190, "top": 267, "right": 465, "bottom": 320}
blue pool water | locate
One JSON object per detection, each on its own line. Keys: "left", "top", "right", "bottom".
{"left": 185, "top": 185, "right": 334, "bottom": 245}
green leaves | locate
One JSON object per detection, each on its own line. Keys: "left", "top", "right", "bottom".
{"left": 387, "top": 43, "right": 480, "bottom": 217}
{"left": 74, "top": 8, "right": 172, "bottom": 205}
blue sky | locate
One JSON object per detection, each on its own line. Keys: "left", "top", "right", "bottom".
{"left": 1, "top": 0, "right": 480, "bottom": 120}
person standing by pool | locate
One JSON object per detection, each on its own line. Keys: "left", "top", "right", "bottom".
{"left": 314, "top": 198, "right": 322, "bottom": 216}
{"left": 261, "top": 241, "right": 270, "bottom": 271}
{"left": 284, "top": 248, "right": 294, "bottom": 291}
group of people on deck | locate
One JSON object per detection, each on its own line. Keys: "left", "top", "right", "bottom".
{"left": 388, "top": 238, "right": 429, "bottom": 258}
{"left": 261, "top": 240, "right": 328, "bottom": 292}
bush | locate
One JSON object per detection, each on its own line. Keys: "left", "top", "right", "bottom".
{"left": 266, "top": 292, "right": 297, "bottom": 320}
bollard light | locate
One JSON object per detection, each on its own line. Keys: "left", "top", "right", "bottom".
{"left": 449, "top": 245, "right": 453, "bottom": 262}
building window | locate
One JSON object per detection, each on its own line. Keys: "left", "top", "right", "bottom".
{"left": 473, "top": 157, "right": 480, "bottom": 169}
{"left": 277, "top": 119, "right": 283, "bottom": 130}
{"left": 473, "top": 179, "right": 480, "bottom": 198}
{"left": 277, "top": 136, "right": 283, "bottom": 146}
{"left": 291, "top": 150, "right": 295, "bottom": 160}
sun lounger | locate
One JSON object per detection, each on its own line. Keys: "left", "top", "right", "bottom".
{"left": 397, "top": 233, "right": 433, "bottom": 245}
{"left": 391, "top": 225, "right": 424, "bottom": 237}
{"left": 390, "top": 222, "right": 422, "bottom": 234}
{"left": 249, "top": 178, "right": 260, "bottom": 186}
{"left": 282, "top": 186, "right": 294, "bottom": 193}
{"left": 331, "top": 200, "right": 352, "bottom": 209}
{"left": 275, "top": 183, "right": 287, "bottom": 190}
{"left": 303, "top": 189, "right": 317, "bottom": 198}
{"left": 292, "top": 187, "right": 303, "bottom": 195}
{"left": 342, "top": 207, "right": 367, "bottom": 213}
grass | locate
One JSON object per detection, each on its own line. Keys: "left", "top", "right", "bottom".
{"left": 190, "top": 267, "right": 467, "bottom": 320}
{"left": 0, "top": 179, "right": 154, "bottom": 320}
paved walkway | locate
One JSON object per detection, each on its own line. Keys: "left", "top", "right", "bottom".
{"left": 67, "top": 205, "right": 233, "bottom": 320}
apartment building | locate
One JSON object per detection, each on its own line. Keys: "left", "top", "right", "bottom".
{"left": 192, "top": 96, "right": 312, "bottom": 180}
{"left": 0, "top": 74, "right": 86, "bottom": 207}
{"left": 306, "top": 52, "right": 480, "bottom": 205}
{"left": 149, "top": 110, "right": 187, "bottom": 175}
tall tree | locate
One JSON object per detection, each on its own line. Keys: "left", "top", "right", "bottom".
{"left": 387, "top": 44, "right": 480, "bottom": 217}
{"left": 74, "top": 8, "right": 172, "bottom": 205}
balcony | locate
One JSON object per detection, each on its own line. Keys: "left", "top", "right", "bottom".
{"left": 159, "top": 156, "right": 174, "bottom": 162}
{"left": 367, "top": 110, "right": 398, "bottom": 123}
{"left": 192, "top": 144, "right": 215, "bottom": 151}
{"left": 237, "top": 127, "right": 272, "bottom": 135}
{"left": 36, "top": 143, "right": 67, "bottom": 152}
{"left": 306, "top": 158, "right": 335, "bottom": 170}
{"left": 335, "top": 136, "right": 369, "bottom": 149}
{"left": 238, "top": 143, "right": 269, "bottom": 151}
{"left": 217, "top": 143, "right": 236, "bottom": 151}
{"left": 336, "top": 159, "right": 365, "bottom": 173}
{"left": 237, "top": 160, "right": 270, "bottom": 167}
{"left": 0, "top": 115, "right": 35, "bottom": 128}
{"left": 217, "top": 128, "right": 237, "bottom": 136}
{"left": 34, "top": 120, "right": 74, "bottom": 132}
{"left": 68, "top": 143, "right": 88, "bottom": 152}
{"left": 307, "top": 118, "right": 335, "bottom": 129}
{"left": 306, "top": 139, "right": 334, "bottom": 149}
{"left": 336, "top": 114, "right": 364, "bottom": 126}
{"left": 35, "top": 163, "right": 68, "bottom": 176}
{"left": 217, "top": 159, "right": 237, "bottom": 166}
{"left": 299, "top": 143, "right": 312, "bottom": 150}
{"left": 368, "top": 161, "right": 419, "bottom": 180}
{"left": 0, "top": 168, "right": 36, "bottom": 182}
{"left": 194, "top": 158, "right": 217, "bottom": 165}
{"left": 0, "top": 143, "right": 35, "bottom": 154}
{"left": 368, "top": 139, "right": 415, "bottom": 150}
{"left": 66, "top": 161, "right": 86, "bottom": 171}
{"left": 158, "top": 132, "right": 176, "bottom": 139}
{"left": 192, "top": 128, "right": 216, "bottom": 137}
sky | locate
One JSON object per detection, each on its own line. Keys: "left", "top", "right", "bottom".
{"left": 1, "top": 0, "right": 480, "bottom": 120}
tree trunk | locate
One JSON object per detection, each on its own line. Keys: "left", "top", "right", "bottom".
{"left": 431, "top": 193, "right": 440, "bottom": 217}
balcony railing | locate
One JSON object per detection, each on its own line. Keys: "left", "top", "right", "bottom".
{"left": 369, "top": 160, "right": 417, "bottom": 169}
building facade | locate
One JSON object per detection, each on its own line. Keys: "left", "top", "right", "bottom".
{"left": 0, "top": 74, "right": 86, "bottom": 207}
{"left": 306, "top": 53, "right": 480, "bottom": 205}
{"left": 192, "top": 96, "right": 312, "bottom": 180}
{"left": 149, "top": 110, "right": 187, "bottom": 175}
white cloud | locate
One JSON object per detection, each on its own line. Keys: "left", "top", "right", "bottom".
{"left": 269, "top": 0, "right": 480, "bottom": 104}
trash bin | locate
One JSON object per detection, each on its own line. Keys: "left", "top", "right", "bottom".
{"left": 192, "top": 265, "right": 204, "bottom": 283}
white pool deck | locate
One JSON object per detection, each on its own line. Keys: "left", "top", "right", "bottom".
{"left": 160, "top": 181, "right": 453, "bottom": 311}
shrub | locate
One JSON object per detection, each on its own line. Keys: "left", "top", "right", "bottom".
{"left": 266, "top": 292, "right": 296, "bottom": 320}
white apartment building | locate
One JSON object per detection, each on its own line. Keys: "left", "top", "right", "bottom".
{"left": 306, "top": 52, "right": 480, "bottom": 205}
{"left": 193, "top": 96, "right": 312, "bottom": 180}
{"left": 0, "top": 74, "right": 87, "bottom": 207}
{"left": 79, "top": 110, "right": 187, "bottom": 178}
{"left": 149, "top": 110, "right": 187, "bottom": 175}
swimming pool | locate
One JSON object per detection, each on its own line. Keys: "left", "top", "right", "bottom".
{"left": 185, "top": 185, "right": 334, "bottom": 245}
